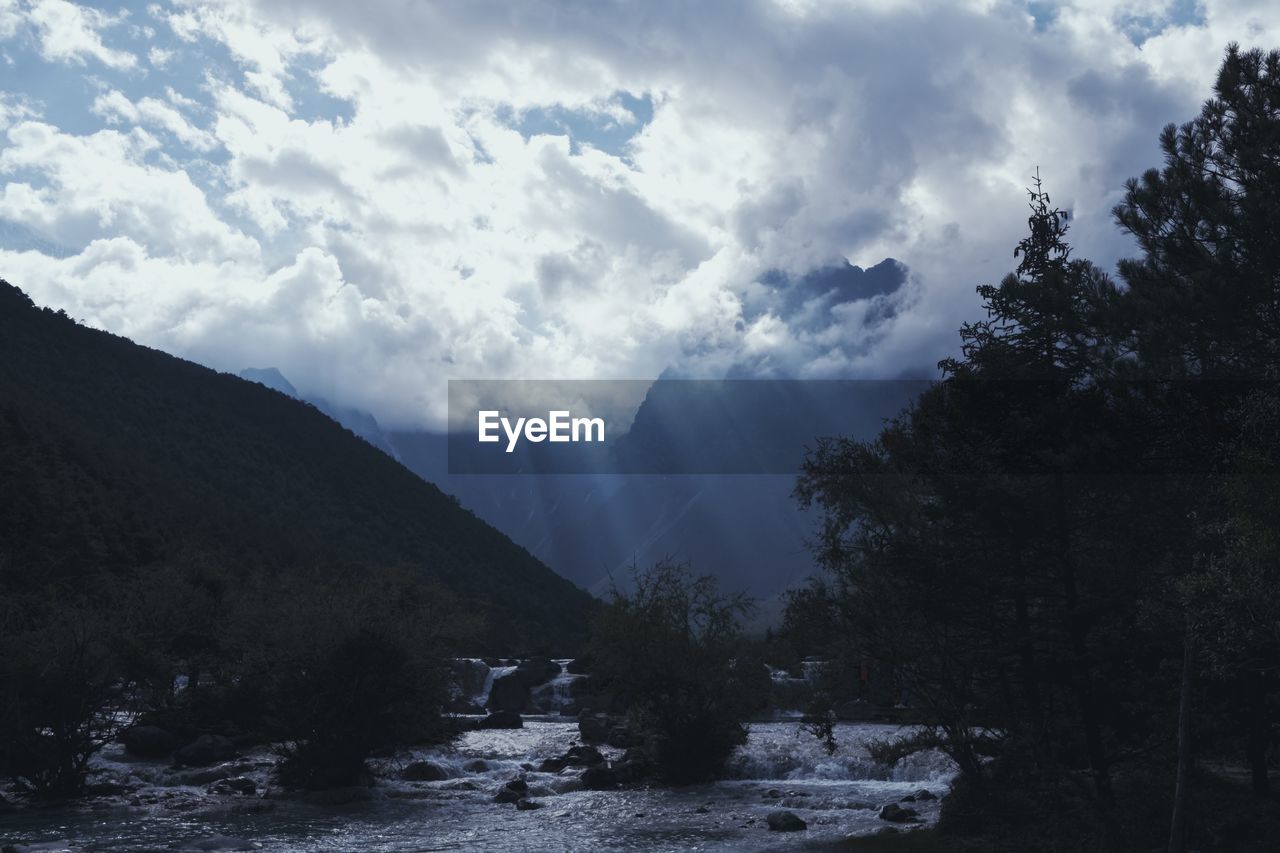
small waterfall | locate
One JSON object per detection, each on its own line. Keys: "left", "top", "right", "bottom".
{"left": 801, "top": 658, "right": 828, "bottom": 683}
{"left": 478, "top": 663, "right": 517, "bottom": 708}
{"left": 767, "top": 663, "right": 816, "bottom": 715}
{"left": 530, "top": 659, "right": 583, "bottom": 714}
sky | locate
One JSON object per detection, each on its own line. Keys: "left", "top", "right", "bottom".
{"left": 0, "top": 0, "right": 1276, "bottom": 430}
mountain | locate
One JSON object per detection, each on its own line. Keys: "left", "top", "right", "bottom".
{"left": 0, "top": 281, "right": 592, "bottom": 653}
{"left": 238, "top": 367, "right": 400, "bottom": 459}
{"left": 387, "top": 379, "right": 923, "bottom": 603}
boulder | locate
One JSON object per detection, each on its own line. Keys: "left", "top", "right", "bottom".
{"left": 879, "top": 803, "right": 918, "bottom": 823}
{"left": 566, "top": 657, "right": 590, "bottom": 675}
{"left": 611, "top": 754, "right": 651, "bottom": 784}
{"left": 579, "top": 766, "right": 619, "bottom": 790}
{"left": 563, "top": 745, "right": 604, "bottom": 766}
{"left": 208, "top": 777, "right": 257, "bottom": 796}
{"left": 516, "top": 798, "right": 543, "bottom": 810}
{"left": 476, "top": 711, "right": 523, "bottom": 729}
{"left": 913, "top": 788, "right": 937, "bottom": 801}
{"left": 493, "top": 778, "right": 528, "bottom": 804}
{"left": 448, "top": 658, "right": 491, "bottom": 700}
{"left": 766, "top": 811, "right": 808, "bottom": 832}
{"left": 487, "top": 674, "right": 530, "bottom": 713}
{"left": 121, "top": 725, "right": 181, "bottom": 759}
{"left": 463, "top": 759, "right": 489, "bottom": 772}
{"left": 578, "top": 714, "right": 609, "bottom": 742}
{"left": 515, "top": 657, "right": 561, "bottom": 688}
{"left": 400, "top": 761, "right": 448, "bottom": 782}
{"left": 537, "top": 757, "right": 567, "bottom": 773}
{"left": 174, "top": 734, "right": 237, "bottom": 767}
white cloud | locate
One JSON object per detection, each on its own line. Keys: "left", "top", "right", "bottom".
{"left": 148, "top": 45, "right": 175, "bottom": 67}
{"left": 159, "top": 1, "right": 329, "bottom": 111}
{"left": 1, "top": 0, "right": 1275, "bottom": 429}
{"left": 91, "top": 88, "right": 217, "bottom": 150}
{"left": 0, "top": 120, "right": 257, "bottom": 261}
{"left": 0, "top": 0, "right": 24, "bottom": 41}
{"left": 26, "top": 0, "right": 137, "bottom": 70}
{"left": 0, "top": 92, "right": 37, "bottom": 129}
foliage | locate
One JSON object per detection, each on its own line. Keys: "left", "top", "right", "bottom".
{"left": 243, "top": 567, "right": 465, "bottom": 789}
{"left": 0, "top": 280, "right": 593, "bottom": 652}
{"left": 588, "top": 562, "right": 757, "bottom": 784}
{"left": 0, "top": 578, "right": 138, "bottom": 798}
{"left": 795, "top": 45, "right": 1280, "bottom": 851}
{"left": 0, "top": 559, "right": 469, "bottom": 796}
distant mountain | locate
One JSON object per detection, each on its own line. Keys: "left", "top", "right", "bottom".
{"left": 389, "top": 433, "right": 815, "bottom": 600}
{"left": 239, "top": 367, "right": 400, "bottom": 459}
{"left": 0, "top": 281, "right": 592, "bottom": 653}
{"left": 388, "top": 378, "right": 922, "bottom": 603}
{"left": 239, "top": 366, "right": 299, "bottom": 397}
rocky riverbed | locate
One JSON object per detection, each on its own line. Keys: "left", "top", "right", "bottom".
{"left": 3, "top": 658, "right": 954, "bottom": 851}
{"left": 1, "top": 720, "right": 952, "bottom": 852}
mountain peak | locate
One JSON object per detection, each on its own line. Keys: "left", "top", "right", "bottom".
{"left": 239, "top": 367, "right": 299, "bottom": 399}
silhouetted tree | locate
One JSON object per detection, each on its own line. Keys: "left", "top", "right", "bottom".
{"left": 588, "top": 562, "right": 757, "bottom": 784}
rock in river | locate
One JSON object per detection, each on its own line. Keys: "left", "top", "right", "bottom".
{"left": 766, "top": 811, "right": 808, "bottom": 832}
{"left": 400, "top": 761, "right": 449, "bottom": 782}
{"left": 879, "top": 802, "right": 919, "bottom": 823}
{"left": 174, "top": 734, "right": 237, "bottom": 767}
{"left": 475, "top": 710, "right": 523, "bottom": 729}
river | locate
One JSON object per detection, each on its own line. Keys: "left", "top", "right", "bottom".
{"left": 1, "top": 719, "right": 953, "bottom": 852}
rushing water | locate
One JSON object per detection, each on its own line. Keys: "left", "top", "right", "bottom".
{"left": 1, "top": 721, "right": 953, "bottom": 852}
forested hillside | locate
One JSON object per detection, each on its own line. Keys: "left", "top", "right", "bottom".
{"left": 0, "top": 280, "right": 592, "bottom": 652}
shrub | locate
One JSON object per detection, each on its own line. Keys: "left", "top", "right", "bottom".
{"left": 233, "top": 566, "right": 464, "bottom": 790}
{"left": 588, "top": 562, "right": 756, "bottom": 784}
{"left": 0, "top": 581, "right": 136, "bottom": 798}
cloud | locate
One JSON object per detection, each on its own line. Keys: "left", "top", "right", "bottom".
{"left": 0, "top": 120, "right": 257, "bottom": 261}
{"left": 26, "top": 0, "right": 137, "bottom": 70}
{"left": 2, "top": 0, "right": 1278, "bottom": 430}
{"left": 0, "top": 0, "right": 24, "bottom": 41}
{"left": 91, "top": 88, "right": 217, "bottom": 150}
{"left": 148, "top": 45, "right": 175, "bottom": 67}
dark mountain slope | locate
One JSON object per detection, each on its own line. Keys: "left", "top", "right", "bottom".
{"left": 0, "top": 281, "right": 591, "bottom": 652}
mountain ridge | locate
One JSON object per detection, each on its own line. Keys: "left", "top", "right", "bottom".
{"left": 0, "top": 280, "right": 592, "bottom": 653}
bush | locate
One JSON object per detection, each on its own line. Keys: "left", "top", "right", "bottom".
{"left": 232, "top": 566, "right": 464, "bottom": 790}
{"left": 0, "top": 580, "right": 136, "bottom": 798}
{"left": 588, "top": 562, "right": 756, "bottom": 784}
